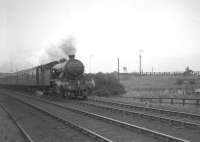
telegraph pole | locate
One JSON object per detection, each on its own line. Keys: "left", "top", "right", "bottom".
{"left": 117, "top": 58, "right": 120, "bottom": 81}
{"left": 139, "top": 49, "right": 143, "bottom": 75}
{"left": 139, "top": 54, "right": 141, "bottom": 75}
{"left": 10, "top": 60, "right": 13, "bottom": 73}
{"left": 89, "top": 54, "right": 93, "bottom": 73}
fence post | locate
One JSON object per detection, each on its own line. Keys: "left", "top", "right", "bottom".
{"left": 196, "top": 99, "right": 200, "bottom": 105}
{"left": 159, "top": 98, "right": 162, "bottom": 103}
{"left": 182, "top": 99, "right": 185, "bottom": 106}
{"left": 170, "top": 98, "right": 173, "bottom": 104}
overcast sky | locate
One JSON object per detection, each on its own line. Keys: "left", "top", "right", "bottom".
{"left": 0, "top": 0, "right": 200, "bottom": 73}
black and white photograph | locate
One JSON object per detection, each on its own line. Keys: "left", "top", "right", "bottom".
{"left": 0, "top": 0, "right": 200, "bottom": 141}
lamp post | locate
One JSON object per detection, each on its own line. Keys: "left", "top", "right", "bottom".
{"left": 89, "top": 54, "right": 93, "bottom": 73}
{"left": 139, "top": 49, "right": 143, "bottom": 75}
{"left": 118, "top": 58, "right": 120, "bottom": 81}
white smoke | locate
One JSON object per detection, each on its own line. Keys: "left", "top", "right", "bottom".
{"left": 45, "top": 44, "right": 63, "bottom": 61}
{"left": 59, "top": 37, "right": 76, "bottom": 56}
{"left": 27, "top": 37, "right": 77, "bottom": 65}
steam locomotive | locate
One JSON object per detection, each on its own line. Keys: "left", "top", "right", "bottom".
{"left": 0, "top": 55, "right": 95, "bottom": 99}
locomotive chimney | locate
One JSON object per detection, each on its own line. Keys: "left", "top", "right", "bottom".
{"left": 68, "top": 54, "right": 75, "bottom": 59}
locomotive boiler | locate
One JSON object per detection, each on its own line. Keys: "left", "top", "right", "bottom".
{"left": 50, "top": 55, "right": 91, "bottom": 99}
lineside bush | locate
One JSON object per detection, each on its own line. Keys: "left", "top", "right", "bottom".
{"left": 86, "top": 72, "right": 126, "bottom": 97}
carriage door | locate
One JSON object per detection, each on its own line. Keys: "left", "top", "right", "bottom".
{"left": 36, "top": 67, "right": 39, "bottom": 85}
{"left": 40, "top": 66, "right": 45, "bottom": 85}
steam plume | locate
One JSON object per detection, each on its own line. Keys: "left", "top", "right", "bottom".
{"left": 27, "top": 37, "right": 77, "bottom": 65}
{"left": 59, "top": 37, "right": 76, "bottom": 56}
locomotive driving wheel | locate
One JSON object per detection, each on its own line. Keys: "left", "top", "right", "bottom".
{"left": 59, "top": 85, "right": 66, "bottom": 98}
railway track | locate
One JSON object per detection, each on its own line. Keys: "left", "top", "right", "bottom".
{"left": 2, "top": 95, "right": 111, "bottom": 142}
{"left": 89, "top": 97, "right": 200, "bottom": 121}
{"left": 5, "top": 92, "right": 189, "bottom": 142}
{"left": 79, "top": 99, "right": 200, "bottom": 130}
{"left": 0, "top": 103, "right": 34, "bottom": 142}
{"left": 55, "top": 99, "right": 200, "bottom": 142}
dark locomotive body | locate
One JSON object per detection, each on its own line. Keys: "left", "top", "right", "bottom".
{"left": 0, "top": 55, "right": 94, "bottom": 99}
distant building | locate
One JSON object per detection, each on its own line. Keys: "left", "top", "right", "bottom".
{"left": 123, "top": 67, "right": 127, "bottom": 73}
{"left": 183, "top": 66, "right": 193, "bottom": 76}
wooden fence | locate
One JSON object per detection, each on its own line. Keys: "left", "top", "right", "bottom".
{"left": 120, "top": 71, "right": 200, "bottom": 77}
{"left": 120, "top": 96, "right": 200, "bottom": 106}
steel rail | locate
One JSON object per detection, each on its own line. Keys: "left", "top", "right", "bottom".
{"left": 5, "top": 94, "right": 113, "bottom": 142}
{"left": 89, "top": 98, "right": 200, "bottom": 120}
{"left": 0, "top": 103, "right": 34, "bottom": 142}
{"left": 9, "top": 93, "right": 190, "bottom": 142}
{"left": 75, "top": 100, "right": 200, "bottom": 130}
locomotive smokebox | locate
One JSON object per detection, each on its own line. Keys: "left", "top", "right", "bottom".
{"left": 63, "top": 54, "right": 84, "bottom": 79}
